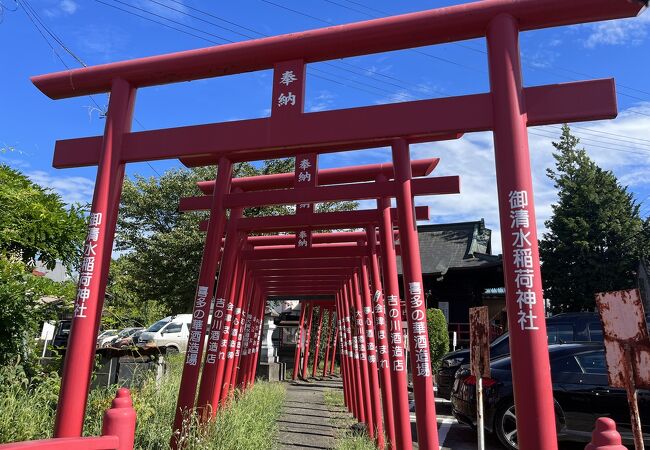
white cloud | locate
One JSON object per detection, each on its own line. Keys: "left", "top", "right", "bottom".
{"left": 583, "top": 12, "right": 650, "bottom": 48}
{"left": 43, "top": 0, "right": 78, "bottom": 17}
{"left": 307, "top": 90, "right": 336, "bottom": 112}
{"left": 408, "top": 103, "right": 650, "bottom": 255}
{"left": 26, "top": 170, "right": 95, "bottom": 206}
{"left": 74, "top": 25, "right": 129, "bottom": 61}
{"left": 133, "top": 0, "right": 189, "bottom": 22}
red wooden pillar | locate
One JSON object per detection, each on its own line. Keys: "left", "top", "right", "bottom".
{"left": 195, "top": 205, "right": 243, "bottom": 416}
{"left": 172, "top": 157, "right": 233, "bottom": 441}
{"left": 351, "top": 272, "right": 375, "bottom": 436}
{"left": 312, "top": 306, "right": 325, "bottom": 377}
{"left": 54, "top": 78, "right": 135, "bottom": 438}
{"left": 391, "top": 139, "right": 439, "bottom": 450}
{"left": 360, "top": 256, "right": 385, "bottom": 448}
{"left": 329, "top": 320, "right": 338, "bottom": 376}
{"left": 221, "top": 263, "right": 251, "bottom": 401}
{"left": 301, "top": 303, "right": 314, "bottom": 379}
{"left": 245, "top": 290, "right": 266, "bottom": 388}
{"left": 211, "top": 249, "right": 245, "bottom": 406}
{"left": 366, "top": 226, "right": 397, "bottom": 450}
{"left": 336, "top": 293, "right": 352, "bottom": 413}
{"left": 293, "top": 303, "right": 307, "bottom": 380}
{"left": 487, "top": 14, "right": 557, "bottom": 450}
{"left": 240, "top": 287, "right": 261, "bottom": 389}
{"left": 322, "top": 308, "right": 333, "bottom": 377}
{"left": 377, "top": 188, "right": 413, "bottom": 450}
{"left": 344, "top": 282, "right": 365, "bottom": 422}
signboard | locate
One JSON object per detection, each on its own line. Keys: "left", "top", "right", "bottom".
{"left": 40, "top": 321, "right": 55, "bottom": 341}
{"left": 596, "top": 288, "right": 650, "bottom": 390}
{"left": 469, "top": 306, "right": 491, "bottom": 379}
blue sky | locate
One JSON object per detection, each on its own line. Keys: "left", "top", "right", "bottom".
{"left": 1, "top": 0, "right": 649, "bottom": 253}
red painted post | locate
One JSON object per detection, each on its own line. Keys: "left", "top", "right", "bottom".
{"left": 340, "top": 294, "right": 354, "bottom": 411}
{"left": 322, "top": 308, "right": 333, "bottom": 377}
{"left": 486, "top": 14, "right": 557, "bottom": 450}
{"left": 343, "top": 283, "right": 365, "bottom": 421}
{"left": 221, "top": 265, "right": 251, "bottom": 400}
{"left": 54, "top": 78, "right": 135, "bottom": 438}
{"left": 293, "top": 303, "right": 307, "bottom": 380}
{"left": 244, "top": 289, "right": 265, "bottom": 388}
{"left": 172, "top": 157, "right": 232, "bottom": 442}
{"left": 301, "top": 303, "right": 314, "bottom": 379}
{"left": 377, "top": 176, "right": 413, "bottom": 450}
{"left": 312, "top": 306, "right": 325, "bottom": 377}
{"left": 330, "top": 320, "right": 338, "bottom": 376}
{"left": 211, "top": 249, "right": 245, "bottom": 407}
{"left": 391, "top": 139, "right": 439, "bottom": 450}
{"left": 237, "top": 285, "right": 259, "bottom": 389}
{"left": 359, "top": 256, "right": 385, "bottom": 448}
{"left": 102, "top": 388, "right": 136, "bottom": 450}
{"left": 195, "top": 205, "right": 243, "bottom": 416}
{"left": 351, "top": 272, "right": 375, "bottom": 437}
{"left": 585, "top": 418, "right": 627, "bottom": 450}
{"left": 336, "top": 294, "right": 352, "bottom": 413}
{"left": 366, "top": 226, "right": 397, "bottom": 450}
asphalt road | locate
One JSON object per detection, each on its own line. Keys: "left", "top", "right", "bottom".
{"left": 409, "top": 398, "right": 586, "bottom": 450}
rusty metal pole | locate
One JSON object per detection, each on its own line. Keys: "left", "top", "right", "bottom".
{"left": 54, "top": 79, "right": 135, "bottom": 438}
{"left": 486, "top": 14, "right": 558, "bottom": 450}
{"left": 293, "top": 303, "right": 307, "bottom": 380}
{"left": 391, "top": 139, "right": 439, "bottom": 450}
{"left": 366, "top": 226, "right": 397, "bottom": 450}
{"left": 312, "top": 306, "right": 325, "bottom": 377}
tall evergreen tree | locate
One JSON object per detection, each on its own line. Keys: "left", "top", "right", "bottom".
{"left": 539, "top": 124, "right": 648, "bottom": 313}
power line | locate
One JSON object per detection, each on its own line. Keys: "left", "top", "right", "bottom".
{"left": 332, "top": 0, "right": 650, "bottom": 103}
{"left": 18, "top": 0, "right": 162, "bottom": 178}
{"left": 99, "top": 0, "right": 650, "bottom": 157}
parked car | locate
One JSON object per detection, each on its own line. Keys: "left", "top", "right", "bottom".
{"left": 96, "top": 329, "right": 119, "bottom": 348}
{"left": 137, "top": 315, "right": 194, "bottom": 353}
{"left": 52, "top": 319, "right": 71, "bottom": 348}
{"left": 104, "top": 327, "right": 144, "bottom": 348}
{"left": 436, "top": 312, "right": 605, "bottom": 399}
{"left": 450, "top": 342, "right": 650, "bottom": 450}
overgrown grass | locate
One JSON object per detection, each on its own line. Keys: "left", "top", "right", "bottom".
{"left": 323, "top": 388, "right": 376, "bottom": 450}
{"left": 0, "top": 357, "right": 286, "bottom": 450}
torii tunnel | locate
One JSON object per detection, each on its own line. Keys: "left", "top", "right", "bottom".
{"left": 30, "top": 0, "right": 646, "bottom": 449}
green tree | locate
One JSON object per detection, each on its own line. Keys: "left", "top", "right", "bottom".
{"left": 539, "top": 124, "right": 649, "bottom": 313}
{"left": 111, "top": 160, "right": 357, "bottom": 314}
{"left": 0, "top": 165, "right": 86, "bottom": 270}
{"left": 426, "top": 308, "right": 449, "bottom": 371}
{"left": 0, "top": 165, "right": 84, "bottom": 367}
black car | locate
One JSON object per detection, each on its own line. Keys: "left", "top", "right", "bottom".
{"left": 436, "top": 312, "right": 605, "bottom": 399}
{"left": 451, "top": 342, "right": 650, "bottom": 450}
{"left": 51, "top": 319, "right": 72, "bottom": 348}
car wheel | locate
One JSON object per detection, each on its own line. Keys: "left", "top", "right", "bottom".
{"left": 166, "top": 346, "right": 179, "bottom": 354}
{"left": 495, "top": 401, "right": 518, "bottom": 450}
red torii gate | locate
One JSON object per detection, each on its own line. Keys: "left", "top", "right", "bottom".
{"left": 177, "top": 156, "right": 459, "bottom": 449}
{"left": 30, "top": 1, "right": 646, "bottom": 450}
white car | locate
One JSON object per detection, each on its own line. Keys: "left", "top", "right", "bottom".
{"left": 137, "top": 315, "right": 193, "bottom": 353}
{"left": 96, "top": 329, "right": 118, "bottom": 348}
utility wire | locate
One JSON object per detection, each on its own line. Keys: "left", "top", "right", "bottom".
{"left": 18, "top": 0, "right": 162, "bottom": 177}
{"left": 99, "top": 0, "right": 650, "bottom": 157}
